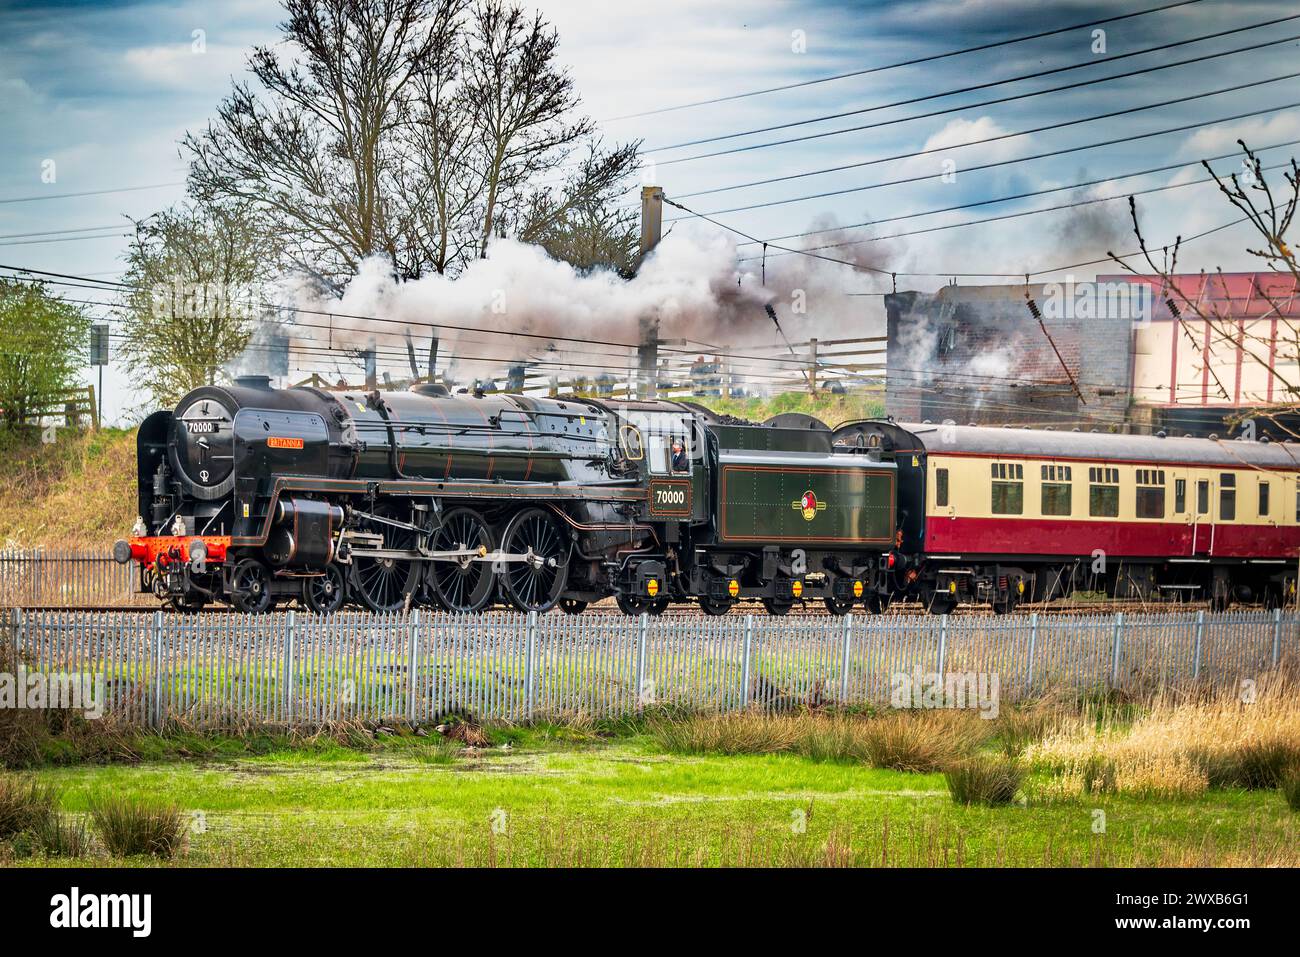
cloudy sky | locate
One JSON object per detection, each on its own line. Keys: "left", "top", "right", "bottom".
{"left": 1, "top": 0, "right": 1298, "bottom": 421}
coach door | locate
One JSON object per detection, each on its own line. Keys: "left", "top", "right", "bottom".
{"left": 1192, "top": 476, "right": 1213, "bottom": 555}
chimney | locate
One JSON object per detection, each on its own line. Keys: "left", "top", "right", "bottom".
{"left": 637, "top": 186, "right": 663, "bottom": 399}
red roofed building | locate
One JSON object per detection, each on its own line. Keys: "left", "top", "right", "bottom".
{"left": 885, "top": 272, "right": 1300, "bottom": 437}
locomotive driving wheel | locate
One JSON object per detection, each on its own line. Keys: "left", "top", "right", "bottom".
{"left": 231, "top": 558, "right": 273, "bottom": 614}
{"left": 351, "top": 504, "right": 419, "bottom": 613}
{"left": 559, "top": 598, "right": 589, "bottom": 615}
{"left": 303, "top": 563, "right": 346, "bottom": 615}
{"left": 429, "top": 508, "right": 496, "bottom": 613}
{"left": 499, "top": 508, "right": 569, "bottom": 613}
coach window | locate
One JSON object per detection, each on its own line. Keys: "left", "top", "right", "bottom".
{"left": 1258, "top": 479, "right": 1271, "bottom": 518}
{"left": 1040, "top": 464, "right": 1072, "bottom": 516}
{"left": 1088, "top": 466, "right": 1120, "bottom": 518}
{"left": 1135, "top": 468, "right": 1166, "bottom": 519}
{"left": 1196, "top": 479, "right": 1210, "bottom": 515}
{"left": 935, "top": 467, "right": 949, "bottom": 507}
{"left": 1220, "top": 473, "right": 1236, "bottom": 521}
{"left": 1174, "top": 478, "right": 1186, "bottom": 514}
{"left": 991, "top": 462, "right": 1023, "bottom": 515}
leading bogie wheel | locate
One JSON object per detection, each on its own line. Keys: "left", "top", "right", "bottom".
{"left": 303, "top": 562, "right": 346, "bottom": 615}
{"left": 429, "top": 508, "right": 496, "bottom": 613}
{"left": 231, "top": 558, "right": 273, "bottom": 614}
{"left": 499, "top": 508, "right": 569, "bottom": 613}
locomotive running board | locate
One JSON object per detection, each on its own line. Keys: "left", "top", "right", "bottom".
{"left": 231, "top": 476, "right": 645, "bottom": 547}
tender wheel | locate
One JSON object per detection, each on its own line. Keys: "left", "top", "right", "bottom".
{"left": 927, "top": 593, "right": 957, "bottom": 615}
{"left": 231, "top": 558, "right": 273, "bottom": 614}
{"left": 823, "top": 595, "right": 854, "bottom": 615}
{"left": 352, "top": 505, "right": 419, "bottom": 612}
{"left": 761, "top": 597, "right": 792, "bottom": 616}
{"left": 616, "top": 593, "right": 669, "bottom": 615}
{"left": 429, "top": 508, "right": 496, "bottom": 613}
{"left": 303, "top": 563, "right": 346, "bottom": 615}
{"left": 559, "top": 598, "right": 589, "bottom": 615}
{"left": 700, "top": 597, "right": 732, "bottom": 616}
{"left": 499, "top": 508, "right": 569, "bottom": 613}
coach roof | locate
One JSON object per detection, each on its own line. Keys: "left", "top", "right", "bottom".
{"left": 900, "top": 422, "right": 1300, "bottom": 470}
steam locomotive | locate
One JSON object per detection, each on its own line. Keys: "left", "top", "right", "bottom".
{"left": 115, "top": 376, "right": 894, "bottom": 614}
{"left": 116, "top": 376, "right": 1300, "bottom": 614}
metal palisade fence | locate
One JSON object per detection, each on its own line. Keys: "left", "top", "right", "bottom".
{"left": 3, "top": 608, "right": 1295, "bottom": 729}
{"left": 0, "top": 550, "right": 142, "bottom": 607}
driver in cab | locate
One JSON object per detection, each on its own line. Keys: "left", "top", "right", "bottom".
{"left": 670, "top": 437, "right": 688, "bottom": 473}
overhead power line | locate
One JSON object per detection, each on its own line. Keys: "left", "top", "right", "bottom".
{"left": 680, "top": 101, "right": 1300, "bottom": 206}
{"left": 647, "top": 14, "right": 1300, "bottom": 153}
{"left": 599, "top": 0, "right": 1206, "bottom": 121}
{"left": 0, "top": 181, "right": 184, "bottom": 206}
{"left": 655, "top": 47, "right": 1300, "bottom": 169}
{"left": 735, "top": 150, "right": 1300, "bottom": 262}
{"left": 662, "top": 70, "right": 1300, "bottom": 219}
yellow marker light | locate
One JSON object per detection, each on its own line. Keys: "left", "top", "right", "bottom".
{"left": 852, "top": 580, "right": 864, "bottom": 598}
{"left": 647, "top": 578, "right": 659, "bottom": 597}
{"left": 948, "top": 581, "right": 957, "bottom": 594}
{"left": 792, "top": 580, "right": 804, "bottom": 598}
{"left": 728, "top": 579, "right": 740, "bottom": 598}
{"left": 1017, "top": 580, "right": 1025, "bottom": 595}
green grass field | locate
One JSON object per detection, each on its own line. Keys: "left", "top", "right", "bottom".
{"left": 5, "top": 724, "right": 1297, "bottom": 867}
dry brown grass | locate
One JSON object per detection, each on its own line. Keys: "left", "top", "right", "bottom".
{"left": 0, "top": 427, "right": 137, "bottom": 549}
{"left": 1027, "top": 671, "right": 1300, "bottom": 800}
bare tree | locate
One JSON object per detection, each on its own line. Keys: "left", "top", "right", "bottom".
{"left": 184, "top": 0, "right": 461, "bottom": 283}
{"left": 462, "top": 0, "right": 603, "bottom": 257}
{"left": 184, "top": 0, "right": 639, "bottom": 282}
{"left": 1110, "top": 141, "right": 1300, "bottom": 434}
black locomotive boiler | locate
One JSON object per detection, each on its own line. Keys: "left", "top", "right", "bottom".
{"left": 115, "top": 376, "right": 896, "bottom": 615}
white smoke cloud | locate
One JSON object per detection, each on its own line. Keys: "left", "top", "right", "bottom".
{"left": 288, "top": 224, "right": 894, "bottom": 388}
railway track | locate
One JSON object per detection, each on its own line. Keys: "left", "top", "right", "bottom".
{"left": 3, "top": 598, "right": 1226, "bottom": 617}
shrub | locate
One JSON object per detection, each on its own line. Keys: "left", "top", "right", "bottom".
{"left": 1192, "top": 739, "right": 1300, "bottom": 790}
{"left": 649, "top": 712, "right": 798, "bottom": 756}
{"left": 90, "top": 796, "right": 186, "bottom": 859}
{"left": 861, "top": 711, "right": 987, "bottom": 773}
{"left": 944, "top": 756, "right": 1025, "bottom": 806}
{"left": 35, "top": 813, "right": 90, "bottom": 858}
{"left": 1278, "top": 765, "right": 1300, "bottom": 812}
{"left": 0, "top": 773, "right": 57, "bottom": 839}
{"left": 996, "top": 704, "right": 1062, "bottom": 758}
